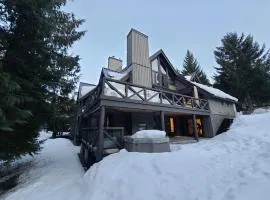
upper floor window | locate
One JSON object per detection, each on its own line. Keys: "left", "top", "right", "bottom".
{"left": 151, "top": 58, "right": 168, "bottom": 87}
{"left": 152, "top": 59, "right": 159, "bottom": 72}
{"left": 160, "top": 63, "right": 166, "bottom": 75}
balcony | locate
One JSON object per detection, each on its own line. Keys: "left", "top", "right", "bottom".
{"left": 102, "top": 78, "right": 209, "bottom": 112}
{"left": 78, "top": 78, "right": 210, "bottom": 115}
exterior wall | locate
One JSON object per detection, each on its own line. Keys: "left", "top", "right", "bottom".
{"left": 108, "top": 57, "right": 122, "bottom": 72}
{"left": 210, "top": 115, "right": 226, "bottom": 137}
{"left": 132, "top": 64, "right": 152, "bottom": 88}
{"left": 131, "top": 112, "right": 155, "bottom": 134}
{"left": 209, "top": 99, "right": 236, "bottom": 117}
{"left": 175, "top": 81, "right": 187, "bottom": 90}
{"left": 208, "top": 99, "right": 236, "bottom": 137}
{"left": 203, "top": 116, "right": 214, "bottom": 138}
{"left": 127, "top": 29, "right": 152, "bottom": 87}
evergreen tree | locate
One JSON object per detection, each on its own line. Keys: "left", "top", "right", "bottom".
{"left": 214, "top": 33, "right": 270, "bottom": 111}
{"left": 0, "top": 0, "right": 84, "bottom": 161}
{"left": 182, "top": 50, "right": 211, "bottom": 85}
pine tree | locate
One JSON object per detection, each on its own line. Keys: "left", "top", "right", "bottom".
{"left": 0, "top": 0, "right": 85, "bottom": 161}
{"left": 214, "top": 33, "right": 270, "bottom": 111}
{"left": 182, "top": 50, "right": 211, "bottom": 85}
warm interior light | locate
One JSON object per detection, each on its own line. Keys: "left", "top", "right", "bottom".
{"left": 170, "top": 117, "right": 174, "bottom": 133}
{"left": 196, "top": 118, "right": 203, "bottom": 136}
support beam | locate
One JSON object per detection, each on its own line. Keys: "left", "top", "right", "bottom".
{"left": 160, "top": 111, "right": 165, "bottom": 131}
{"left": 97, "top": 106, "right": 105, "bottom": 161}
{"left": 74, "top": 116, "right": 81, "bottom": 145}
{"left": 193, "top": 114, "right": 199, "bottom": 141}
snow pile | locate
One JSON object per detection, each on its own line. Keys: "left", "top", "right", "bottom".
{"left": 192, "top": 81, "right": 238, "bottom": 102}
{"left": 103, "top": 66, "right": 132, "bottom": 81}
{"left": 104, "top": 69, "right": 126, "bottom": 80}
{"left": 4, "top": 113, "right": 270, "bottom": 200}
{"left": 253, "top": 107, "right": 270, "bottom": 114}
{"left": 131, "top": 130, "right": 166, "bottom": 139}
{"left": 83, "top": 112, "right": 270, "bottom": 200}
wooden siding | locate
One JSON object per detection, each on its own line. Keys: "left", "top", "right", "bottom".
{"left": 132, "top": 64, "right": 152, "bottom": 87}
{"left": 127, "top": 29, "right": 152, "bottom": 87}
{"left": 127, "top": 29, "right": 150, "bottom": 67}
{"left": 208, "top": 99, "right": 236, "bottom": 136}
{"left": 208, "top": 99, "right": 236, "bottom": 117}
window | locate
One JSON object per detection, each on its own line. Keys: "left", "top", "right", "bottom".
{"left": 151, "top": 58, "right": 170, "bottom": 87}
{"left": 161, "top": 74, "right": 167, "bottom": 87}
{"left": 160, "top": 63, "right": 166, "bottom": 75}
{"left": 169, "top": 117, "right": 175, "bottom": 133}
{"left": 152, "top": 71, "right": 159, "bottom": 85}
{"left": 151, "top": 59, "right": 158, "bottom": 72}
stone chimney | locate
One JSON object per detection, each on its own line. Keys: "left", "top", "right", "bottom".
{"left": 127, "top": 29, "right": 152, "bottom": 87}
{"left": 108, "top": 56, "right": 122, "bottom": 72}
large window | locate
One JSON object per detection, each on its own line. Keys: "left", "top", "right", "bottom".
{"left": 151, "top": 58, "right": 168, "bottom": 87}
{"left": 151, "top": 59, "right": 159, "bottom": 85}
{"left": 160, "top": 63, "right": 166, "bottom": 75}
{"left": 152, "top": 71, "right": 159, "bottom": 85}
{"left": 151, "top": 59, "right": 159, "bottom": 72}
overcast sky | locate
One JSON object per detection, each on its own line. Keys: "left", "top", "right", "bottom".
{"left": 65, "top": 0, "right": 270, "bottom": 84}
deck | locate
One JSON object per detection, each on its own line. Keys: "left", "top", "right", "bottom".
{"left": 78, "top": 77, "right": 210, "bottom": 117}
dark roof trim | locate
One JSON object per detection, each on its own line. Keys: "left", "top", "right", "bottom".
{"left": 150, "top": 50, "right": 237, "bottom": 103}
{"left": 150, "top": 49, "right": 178, "bottom": 75}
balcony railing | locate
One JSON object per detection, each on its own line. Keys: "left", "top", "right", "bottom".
{"left": 103, "top": 78, "right": 209, "bottom": 111}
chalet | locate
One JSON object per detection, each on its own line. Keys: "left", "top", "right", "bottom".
{"left": 73, "top": 29, "right": 237, "bottom": 168}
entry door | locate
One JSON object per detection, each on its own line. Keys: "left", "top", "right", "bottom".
{"left": 187, "top": 117, "right": 204, "bottom": 137}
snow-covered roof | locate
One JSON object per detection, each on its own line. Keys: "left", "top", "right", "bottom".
{"left": 193, "top": 81, "right": 238, "bottom": 102}
{"left": 103, "top": 66, "right": 133, "bottom": 80}
{"left": 78, "top": 82, "right": 96, "bottom": 99}
{"left": 184, "top": 76, "right": 238, "bottom": 102}
{"left": 184, "top": 75, "right": 192, "bottom": 81}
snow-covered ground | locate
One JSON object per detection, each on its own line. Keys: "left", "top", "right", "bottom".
{"left": 3, "top": 112, "right": 270, "bottom": 200}
{"left": 3, "top": 132, "right": 85, "bottom": 200}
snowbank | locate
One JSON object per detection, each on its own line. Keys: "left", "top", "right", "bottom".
{"left": 4, "top": 138, "right": 84, "bottom": 200}
{"left": 253, "top": 107, "right": 270, "bottom": 114}
{"left": 5, "top": 113, "right": 270, "bottom": 200}
{"left": 83, "top": 112, "right": 270, "bottom": 200}
{"left": 131, "top": 130, "right": 166, "bottom": 139}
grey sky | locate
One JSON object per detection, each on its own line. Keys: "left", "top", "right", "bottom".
{"left": 65, "top": 0, "right": 270, "bottom": 84}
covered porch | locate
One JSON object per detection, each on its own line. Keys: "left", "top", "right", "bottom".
{"left": 78, "top": 105, "right": 212, "bottom": 168}
{"left": 104, "top": 107, "right": 212, "bottom": 140}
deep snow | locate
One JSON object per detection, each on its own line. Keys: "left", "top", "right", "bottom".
{"left": 4, "top": 112, "right": 270, "bottom": 200}
{"left": 3, "top": 133, "right": 85, "bottom": 200}
{"left": 131, "top": 130, "right": 166, "bottom": 138}
{"left": 83, "top": 112, "right": 270, "bottom": 200}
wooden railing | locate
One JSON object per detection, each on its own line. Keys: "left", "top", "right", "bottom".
{"left": 104, "top": 127, "right": 125, "bottom": 149}
{"left": 81, "top": 127, "right": 99, "bottom": 150}
{"left": 103, "top": 78, "right": 209, "bottom": 111}
{"left": 78, "top": 82, "right": 102, "bottom": 114}
{"left": 81, "top": 127, "right": 125, "bottom": 151}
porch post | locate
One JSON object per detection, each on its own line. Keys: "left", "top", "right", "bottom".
{"left": 97, "top": 106, "right": 105, "bottom": 161}
{"left": 161, "top": 111, "right": 165, "bottom": 131}
{"left": 193, "top": 114, "right": 199, "bottom": 141}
